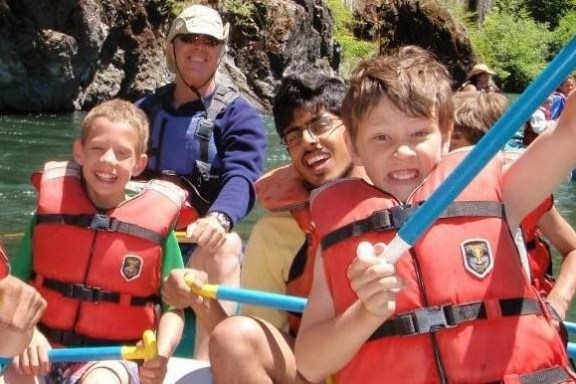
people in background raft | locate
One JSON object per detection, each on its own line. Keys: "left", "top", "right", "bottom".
{"left": 550, "top": 75, "right": 575, "bottom": 120}
{"left": 458, "top": 63, "right": 500, "bottom": 93}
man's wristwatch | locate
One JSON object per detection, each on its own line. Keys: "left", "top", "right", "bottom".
{"left": 207, "top": 211, "right": 232, "bottom": 232}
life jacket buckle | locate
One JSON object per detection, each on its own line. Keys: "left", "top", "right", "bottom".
{"left": 390, "top": 204, "right": 419, "bottom": 229}
{"left": 65, "top": 283, "right": 103, "bottom": 302}
{"left": 412, "top": 304, "right": 456, "bottom": 333}
{"left": 89, "top": 214, "right": 118, "bottom": 232}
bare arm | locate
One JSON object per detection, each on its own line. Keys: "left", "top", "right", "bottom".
{"left": 538, "top": 206, "right": 576, "bottom": 319}
{"left": 295, "top": 244, "right": 400, "bottom": 382}
{"left": 139, "top": 309, "right": 184, "bottom": 384}
{"left": 156, "top": 309, "right": 184, "bottom": 357}
{"left": 504, "top": 93, "right": 576, "bottom": 229}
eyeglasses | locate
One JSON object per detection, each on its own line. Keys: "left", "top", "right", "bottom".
{"left": 178, "top": 34, "right": 222, "bottom": 47}
{"left": 281, "top": 116, "right": 344, "bottom": 148}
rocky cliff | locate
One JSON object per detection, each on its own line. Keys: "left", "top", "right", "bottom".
{"left": 0, "top": 0, "right": 475, "bottom": 113}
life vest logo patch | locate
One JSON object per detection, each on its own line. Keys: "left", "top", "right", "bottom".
{"left": 461, "top": 239, "right": 493, "bottom": 279}
{"left": 121, "top": 255, "right": 143, "bottom": 281}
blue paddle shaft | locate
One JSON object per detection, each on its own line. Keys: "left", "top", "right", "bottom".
{"left": 565, "top": 321, "right": 576, "bottom": 334}
{"left": 393, "top": 37, "right": 576, "bottom": 253}
{"left": 216, "top": 285, "right": 307, "bottom": 313}
{"left": 0, "top": 346, "right": 122, "bottom": 364}
{"left": 568, "top": 342, "right": 576, "bottom": 358}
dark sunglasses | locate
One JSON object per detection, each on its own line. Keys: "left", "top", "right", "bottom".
{"left": 178, "top": 34, "right": 222, "bottom": 47}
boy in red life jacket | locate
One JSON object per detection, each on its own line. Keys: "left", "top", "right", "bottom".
{"left": 161, "top": 70, "right": 366, "bottom": 383}
{"left": 295, "top": 46, "right": 576, "bottom": 383}
{"left": 5, "top": 99, "right": 187, "bottom": 384}
{"left": 450, "top": 90, "right": 576, "bottom": 329}
{"left": 0, "top": 241, "right": 46, "bottom": 358}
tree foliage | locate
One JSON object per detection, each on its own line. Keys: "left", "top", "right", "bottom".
{"left": 469, "top": 10, "right": 552, "bottom": 92}
{"left": 549, "top": 9, "right": 576, "bottom": 54}
{"left": 523, "top": 0, "right": 576, "bottom": 29}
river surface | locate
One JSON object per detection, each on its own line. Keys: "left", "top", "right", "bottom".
{"left": 0, "top": 113, "right": 287, "bottom": 253}
{"left": 2, "top": 112, "right": 576, "bottom": 325}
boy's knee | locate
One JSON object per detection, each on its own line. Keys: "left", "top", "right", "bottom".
{"left": 79, "top": 361, "right": 130, "bottom": 384}
{"left": 222, "top": 232, "right": 243, "bottom": 257}
{"left": 210, "top": 316, "right": 262, "bottom": 354}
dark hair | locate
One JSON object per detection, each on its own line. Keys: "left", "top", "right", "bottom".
{"left": 272, "top": 71, "right": 347, "bottom": 138}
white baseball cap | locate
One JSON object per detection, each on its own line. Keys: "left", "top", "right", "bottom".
{"left": 165, "top": 5, "right": 229, "bottom": 73}
{"left": 167, "top": 5, "right": 229, "bottom": 43}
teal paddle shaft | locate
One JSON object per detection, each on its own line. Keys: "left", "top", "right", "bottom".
{"left": 568, "top": 342, "right": 576, "bottom": 358}
{"left": 216, "top": 285, "right": 307, "bottom": 313}
{"left": 386, "top": 36, "right": 576, "bottom": 264}
{"left": 0, "top": 346, "right": 123, "bottom": 364}
{"left": 563, "top": 321, "right": 576, "bottom": 334}
{"left": 0, "top": 330, "right": 156, "bottom": 364}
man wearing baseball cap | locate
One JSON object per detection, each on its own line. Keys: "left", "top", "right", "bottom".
{"left": 137, "top": 4, "right": 266, "bottom": 360}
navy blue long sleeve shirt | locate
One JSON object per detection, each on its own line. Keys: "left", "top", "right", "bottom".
{"left": 137, "top": 87, "right": 267, "bottom": 227}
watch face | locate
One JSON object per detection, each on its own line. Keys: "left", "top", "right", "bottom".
{"left": 210, "top": 212, "right": 231, "bottom": 231}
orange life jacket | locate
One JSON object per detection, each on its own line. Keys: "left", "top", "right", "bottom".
{"left": 0, "top": 241, "right": 9, "bottom": 279}
{"left": 311, "top": 150, "right": 572, "bottom": 384}
{"left": 31, "top": 161, "right": 187, "bottom": 346}
{"left": 255, "top": 164, "right": 315, "bottom": 336}
{"left": 521, "top": 196, "right": 555, "bottom": 295}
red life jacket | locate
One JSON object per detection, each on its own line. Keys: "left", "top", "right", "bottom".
{"left": 0, "top": 241, "right": 9, "bottom": 279}
{"left": 31, "top": 161, "right": 187, "bottom": 346}
{"left": 255, "top": 164, "right": 315, "bottom": 336}
{"left": 521, "top": 196, "right": 554, "bottom": 295}
{"left": 311, "top": 150, "right": 572, "bottom": 384}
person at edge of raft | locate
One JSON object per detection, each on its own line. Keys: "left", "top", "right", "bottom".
{"left": 295, "top": 45, "right": 576, "bottom": 383}
{"left": 0, "top": 240, "right": 46, "bottom": 359}
{"left": 5, "top": 99, "right": 187, "bottom": 384}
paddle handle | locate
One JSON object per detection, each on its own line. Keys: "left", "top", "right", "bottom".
{"left": 184, "top": 274, "right": 307, "bottom": 312}
{"left": 0, "top": 330, "right": 157, "bottom": 364}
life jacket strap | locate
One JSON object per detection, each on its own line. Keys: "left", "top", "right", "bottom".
{"left": 36, "top": 213, "right": 166, "bottom": 245}
{"left": 38, "top": 323, "right": 139, "bottom": 347}
{"left": 497, "top": 366, "right": 574, "bottom": 384}
{"left": 368, "top": 298, "right": 541, "bottom": 340}
{"left": 40, "top": 276, "right": 160, "bottom": 306}
{"left": 321, "top": 201, "right": 506, "bottom": 251}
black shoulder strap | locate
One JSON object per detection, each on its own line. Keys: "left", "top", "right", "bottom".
{"left": 36, "top": 213, "right": 166, "bottom": 245}
{"left": 321, "top": 201, "right": 506, "bottom": 251}
{"left": 139, "top": 84, "right": 175, "bottom": 172}
{"left": 196, "top": 84, "right": 240, "bottom": 162}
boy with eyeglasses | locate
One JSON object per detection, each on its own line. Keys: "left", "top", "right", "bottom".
{"left": 136, "top": 4, "right": 266, "bottom": 360}
{"left": 162, "top": 69, "right": 366, "bottom": 383}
